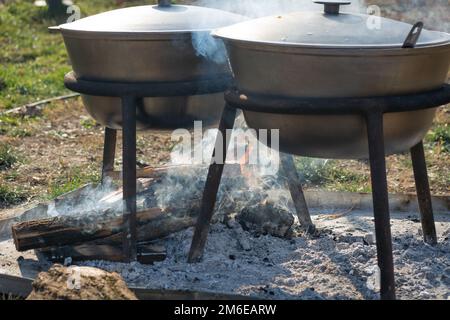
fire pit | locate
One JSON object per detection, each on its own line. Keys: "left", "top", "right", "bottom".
{"left": 188, "top": 85, "right": 450, "bottom": 301}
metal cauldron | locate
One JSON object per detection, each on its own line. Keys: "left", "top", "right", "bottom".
{"left": 213, "top": 1, "right": 450, "bottom": 159}
{"left": 52, "top": 0, "right": 245, "bottom": 130}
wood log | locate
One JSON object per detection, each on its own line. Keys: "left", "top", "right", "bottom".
{"left": 12, "top": 207, "right": 162, "bottom": 251}
{"left": 11, "top": 171, "right": 170, "bottom": 251}
{"left": 11, "top": 163, "right": 265, "bottom": 253}
{"left": 105, "top": 164, "right": 242, "bottom": 181}
{"left": 105, "top": 165, "right": 196, "bottom": 181}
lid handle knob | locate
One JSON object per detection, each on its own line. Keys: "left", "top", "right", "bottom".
{"left": 158, "top": 0, "right": 171, "bottom": 7}
{"left": 314, "top": 1, "right": 351, "bottom": 14}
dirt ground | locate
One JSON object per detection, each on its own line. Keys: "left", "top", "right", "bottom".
{"left": 1, "top": 206, "right": 449, "bottom": 300}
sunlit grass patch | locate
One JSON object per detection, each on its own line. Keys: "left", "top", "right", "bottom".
{"left": 0, "top": 143, "right": 18, "bottom": 170}
{"left": 0, "top": 114, "right": 36, "bottom": 137}
{"left": 47, "top": 167, "right": 100, "bottom": 199}
{"left": 0, "top": 184, "right": 26, "bottom": 208}
{"left": 295, "top": 157, "right": 371, "bottom": 193}
{"left": 0, "top": 0, "right": 149, "bottom": 110}
{"left": 426, "top": 124, "right": 450, "bottom": 153}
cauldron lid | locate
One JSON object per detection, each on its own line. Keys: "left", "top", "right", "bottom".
{"left": 213, "top": 1, "right": 450, "bottom": 49}
{"left": 59, "top": 4, "right": 245, "bottom": 38}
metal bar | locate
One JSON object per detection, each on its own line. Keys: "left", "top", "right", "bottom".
{"left": 366, "top": 111, "right": 396, "bottom": 300}
{"left": 410, "top": 141, "right": 438, "bottom": 245}
{"left": 101, "top": 128, "right": 117, "bottom": 183}
{"left": 280, "top": 153, "right": 315, "bottom": 233}
{"left": 64, "top": 71, "right": 232, "bottom": 98}
{"left": 121, "top": 96, "right": 138, "bottom": 262}
{"left": 188, "top": 105, "right": 237, "bottom": 263}
{"left": 224, "top": 85, "right": 450, "bottom": 115}
{"left": 0, "top": 274, "right": 33, "bottom": 298}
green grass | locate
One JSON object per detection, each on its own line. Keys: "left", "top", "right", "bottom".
{"left": 425, "top": 124, "right": 450, "bottom": 153}
{"left": 47, "top": 167, "right": 100, "bottom": 199}
{"left": 0, "top": 114, "right": 34, "bottom": 137}
{"left": 80, "top": 117, "right": 98, "bottom": 129}
{"left": 295, "top": 157, "right": 371, "bottom": 193}
{"left": 0, "top": 0, "right": 149, "bottom": 111}
{"left": 0, "top": 184, "right": 26, "bottom": 208}
{"left": 0, "top": 143, "right": 18, "bottom": 170}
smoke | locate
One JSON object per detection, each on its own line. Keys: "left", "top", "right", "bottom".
{"left": 189, "top": 0, "right": 365, "bottom": 64}
{"left": 360, "top": 0, "right": 450, "bottom": 32}
{"left": 46, "top": 179, "right": 122, "bottom": 219}
{"left": 194, "top": 0, "right": 364, "bottom": 18}
{"left": 190, "top": 0, "right": 449, "bottom": 63}
{"left": 154, "top": 113, "right": 292, "bottom": 216}
{"left": 192, "top": 32, "right": 228, "bottom": 65}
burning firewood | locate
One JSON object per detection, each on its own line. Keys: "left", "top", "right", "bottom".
{"left": 105, "top": 164, "right": 197, "bottom": 181}
{"left": 11, "top": 163, "right": 302, "bottom": 256}
{"left": 12, "top": 206, "right": 198, "bottom": 252}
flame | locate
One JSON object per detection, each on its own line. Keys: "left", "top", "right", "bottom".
{"left": 239, "top": 143, "right": 259, "bottom": 188}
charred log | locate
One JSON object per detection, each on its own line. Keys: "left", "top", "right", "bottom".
{"left": 12, "top": 206, "right": 196, "bottom": 252}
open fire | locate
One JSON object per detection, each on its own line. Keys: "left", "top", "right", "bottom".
{"left": 10, "top": 119, "right": 299, "bottom": 264}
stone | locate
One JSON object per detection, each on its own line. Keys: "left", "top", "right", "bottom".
{"left": 364, "top": 234, "right": 376, "bottom": 245}
{"left": 27, "top": 264, "right": 138, "bottom": 300}
{"left": 237, "top": 199, "right": 294, "bottom": 238}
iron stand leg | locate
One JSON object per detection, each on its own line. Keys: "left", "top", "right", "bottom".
{"left": 101, "top": 128, "right": 117, "bottom": 184}
{"left": 280, "top": 153, "right": 315, "bottom": 233}
{"left": 188, "top": 105, "right": 237, "bottom": 263}
{"left": 411, "top": 141, "right": 437, "bottom": 245}
{"left": 366, "top": 111, "right": 396, "bottom": 300}
{"left": 121, "top": 96, "right": 138, "bottom": 262}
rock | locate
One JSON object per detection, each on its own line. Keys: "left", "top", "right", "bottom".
{"left": 419, "top": 291, "right": 431, "bottom": 299}
{"left": 364, "top": 234, "right": 376, "bottom": 245}
{"left": 365, "top": 266, "right": 381, "bottom": 292}
{"left": 442, "top": 228, "right": 450, "bottom": 241}
{"left": 63, "top": 257, "right": 72, "bottom": 266}
{"left": 27, "top": 264, "right": 138, "bottom": 300}
{"left": 237, "top": 235, "right": 252, "bottom": 251}
{"left": 439, "top": 274, "right": 450, "bottom": 287}
{"left": 237, "top": 200, "right": 294, "bottom": 238}
{"left": 336, "top": 235, "right": 364, "bottom": 244}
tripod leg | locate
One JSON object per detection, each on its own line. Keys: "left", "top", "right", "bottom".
{"left": 410, "top": 141, "right": 437, "bottom": 245}
{"left": 121, "top": 96, "right": 138, "bottom": 262}
{"left": 366, "top": 111, "right": 396, "bottom": 300}
{"left": 188, "top": 105, "right": 237, "bottom": 263}
{"left": 280, "top": 153, "right": 315, "bottom": 233}
{"left": 101, "top": 128, "right": 117, "bottom": 183}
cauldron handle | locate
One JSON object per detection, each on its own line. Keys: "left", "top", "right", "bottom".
{"left": 402, "top": 22, "right": 424, "bottom": 48}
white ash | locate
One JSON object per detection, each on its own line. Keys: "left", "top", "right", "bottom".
{"left": 81, "top": 219, "right": 450, "bottom": 300}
